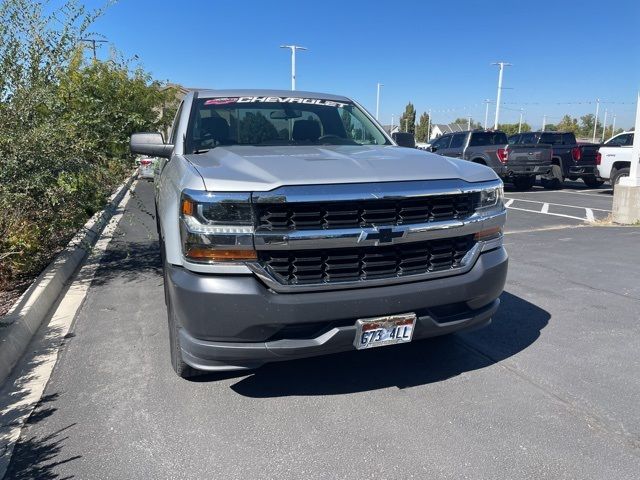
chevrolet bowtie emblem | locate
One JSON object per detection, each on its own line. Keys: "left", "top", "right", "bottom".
{"left": 365, "top": 227, "right": 404, "bottom": 244}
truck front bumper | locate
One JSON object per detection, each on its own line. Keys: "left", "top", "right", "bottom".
{"left": 166, "top": 247, "right": 508, "bottom": 371}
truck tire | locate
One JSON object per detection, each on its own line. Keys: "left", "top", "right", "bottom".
{"left": 165, "top": 264, "right": 199, "bottom": 379}
{"left": 583, "top": 176, "right": 605, "bottom": 188}
{"left": 541, "top": 165, "right": 563, "bottom": 189}
{"left": 513, "top": 176, "right": 535, "bottom": 191}
{"left": 610, "top": 168, "right": 630, "bottom": 191}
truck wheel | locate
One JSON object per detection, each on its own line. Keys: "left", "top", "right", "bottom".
{"left": 513, "top": 176, "right": 535, "bottom": 191}
{"left": 610, "top": 168, "right": 630, "bottom": 192}
{"left": 541, "top": 165, "right": 563, "bottom": 189}
{"left": 583, "top": 176, "right": 604, "bottom": 188}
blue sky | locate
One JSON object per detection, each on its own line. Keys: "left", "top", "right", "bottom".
{"left": 84, "top": 0, "right": 639, "bottom": 130}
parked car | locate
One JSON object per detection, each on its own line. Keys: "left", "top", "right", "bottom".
{"left": 137, "top": 157, "right": 157, "bottom": 180}
{"left": 508, "top": 132, "right": 601, "bottom": 189}
{"left": 130, "top": 89, "right": 508, "bottom": 378}
{"left": 429, "top": 130, "right": 552, "bottom": 191}
{"left": 596, "top": 131, "right": 635, "bottom": 189}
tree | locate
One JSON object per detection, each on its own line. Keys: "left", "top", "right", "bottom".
{"left": 579, "top": 114, "right": 596, "bottom": 138}
{"left": 453, "top": 117, "right": 482, "bottom": 130}
{"left": 399, "top": 102, "right": 416, "bottom": 134}
{"left": 544, "top": 124, "right": 558, "bottom": 132}
{"left": 0, "top": 0, "right": 176, "bottom": 289}
{"left": 415, "top": 112, "right": 431, "bottom": 142}
{"left": 556, "top": 115, "right": 579, "bottom": 133}
{"left": 498, "top": 123, "right": 531, "bottom": 136}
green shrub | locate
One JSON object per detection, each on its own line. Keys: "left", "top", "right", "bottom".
{"left": 0, "top": 0, "right": 177, "bottom": 289}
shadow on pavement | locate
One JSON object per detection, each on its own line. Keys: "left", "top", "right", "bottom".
{"left": 0, "top": 325, "right": 81, "bottom": 479}
{"left": 225, "top": 291, "right": 550, "bottom": 397}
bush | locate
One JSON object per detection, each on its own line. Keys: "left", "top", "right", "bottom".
{"left": 0, "top": 0, "right": 176, "bottom": 290}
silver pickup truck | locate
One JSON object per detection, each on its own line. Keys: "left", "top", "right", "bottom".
{"left": 130, "top": 89, "right": 508, "bottom": 378}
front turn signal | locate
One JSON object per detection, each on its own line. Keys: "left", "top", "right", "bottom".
{"left": 474, "top": 227, "right": 502, "bottom": 241}
{"left": 184, "top": 247, "right": 257, "bottom": 262}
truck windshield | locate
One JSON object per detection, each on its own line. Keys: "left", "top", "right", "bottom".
{"left": 185, "top": 96, "right": 391, "bottom": 153}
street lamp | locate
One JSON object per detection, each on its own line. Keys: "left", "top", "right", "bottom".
{"left": 280, "top": 45, "right": 307, "bottom": 91}
{"left": 483, "top": 99, "right": 491, "bottom": 129}
{"left": 491, "top": 61, "right": 512, "bottom": 129}
{"left": 376, "top": 83, "right": 383, "bottom": 120}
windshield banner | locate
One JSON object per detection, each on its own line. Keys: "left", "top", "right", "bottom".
{"left": 205, "top": 96, "right": 348, "bottom": 108}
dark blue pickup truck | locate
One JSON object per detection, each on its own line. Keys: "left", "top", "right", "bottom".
{"left": 508, "top": 131, "right": 602, "bottom": 189}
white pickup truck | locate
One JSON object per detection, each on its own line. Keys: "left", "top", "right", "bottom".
{"left": 597, "top": 131, "right": 635, "bottom": 188}
{"left": 129, "top": 89, "right": 508, "bottom": 378}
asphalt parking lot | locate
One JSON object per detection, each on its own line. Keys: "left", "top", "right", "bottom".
{"left": 2, "top": 179, "right": 639, "bottom": 479}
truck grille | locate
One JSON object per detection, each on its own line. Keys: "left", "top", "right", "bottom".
{"left": 258, "top": 235, "right": 475, "bottom": 285}
{"left": 256, "top": 194, "right": 473, "bottom": 231}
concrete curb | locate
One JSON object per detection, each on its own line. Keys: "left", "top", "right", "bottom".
{"left": 0, "top": 172, "right": 137, "bottom": 384}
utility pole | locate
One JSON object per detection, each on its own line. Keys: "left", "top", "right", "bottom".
{"left": 518, "top": 108, "right": 524, "bottom": 133}
{"left": 611, "top": 114, "right": 616, "bottom": 137}
{"left": 492, "top": 61, "right": 512, "bottom": 129}
{"left": 483, "top": 99, "right": 491, "bottom": 129}
{"left": 280, "top": 45, "right": 307, "bottom": 91}
{"left": 542, "top": 115, "right": 547, "bottom": 132}
{"left": 601, "top": 109, "right": 608, "bottom": 142}
{"left": 80, "top": 37, "right": 107, "bottom": 60}
{"left": 427, "top": 109, "right": 432, "bottom": 140}
{"left": 375, "top": 83, "right": 383, "bottom": 120}
{"left": 592, "top": 98, "right": 600, "bottom": 142}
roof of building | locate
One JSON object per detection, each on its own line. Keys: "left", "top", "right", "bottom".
{"left": 432, "top": 123, "right": 468, "bottom": 134}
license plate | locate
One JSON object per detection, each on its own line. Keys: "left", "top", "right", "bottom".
{"left": 354, "top": 313, "right": 416, "bottom": 350}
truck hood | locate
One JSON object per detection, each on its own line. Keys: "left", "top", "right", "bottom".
{"left": 184, "top": 145, "right": 498, "bottom": 192}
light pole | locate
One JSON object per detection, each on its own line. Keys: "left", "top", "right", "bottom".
{"left": 280, "top": 45, "right": 307, "bottom": 91}
{"left": 376, "top": 83, "right": 383, "bottom": 120}
{"left": 592, "top": 98, "right": 600, "bottom": 142}
{"left": 611, "top": 114, "right": 616, "bottom": 138}
{"left": 483, "top": 99, "right": 491, "bottom": 129}
{"left": 492, "top": 61, "right": 512, "bottom": 129}
{"left": 391, "top": 114, "right": 394, "bottom": 131}
{"left": 542, "top": 115, "right": 547, "bottom": 132}
{"left": 518, "top": 108, "right": 524, "bottom": 133}
{"left": 601, "top": 109, "right": 608, "bottom": 142}
{"left": 427, "top": 109, "right": 432, "bottom": 140}
{"left": 467, "top": 116, "right": 472, "bottom": 130}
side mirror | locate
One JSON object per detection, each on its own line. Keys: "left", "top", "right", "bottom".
{"left": 392, "top": 132, "right": 416, "bottom": 148}
{"left": 130, "top": 133, "right": 173, "bottom": 158}
{"left": 429, "top": 146, "right": 437, "bottom": 152}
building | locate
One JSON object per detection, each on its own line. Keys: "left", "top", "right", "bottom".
{"left": 382, "top": 124, "right": 400, "bottom": 136}
{"left": 429, "top": 123, "right": 469, "bottom": 140}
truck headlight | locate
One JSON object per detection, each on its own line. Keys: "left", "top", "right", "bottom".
{"left": 475, "top": 185, "right": 504, "bottom": 214}
{"left": 179, "top": 190, "right": 256, "bottom": 263}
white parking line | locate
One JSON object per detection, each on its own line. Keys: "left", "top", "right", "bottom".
{"left": 506, "top": 206, "right": 587, "bottom": 221}
{"left": 541, "top": 203, "right": 549, "bottom": 213}
{"left": 586, "top": 208, "right": 595, "bottom": 222}
{"left": 505, "top": 198, "right": 514, "bottom": 207}
{"left": 507, "top": 197, "right": 611, "bottom": 212}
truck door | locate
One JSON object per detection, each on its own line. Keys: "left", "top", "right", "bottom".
{"left": 444, "top": 133, "right": 467, "bottom": 158}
